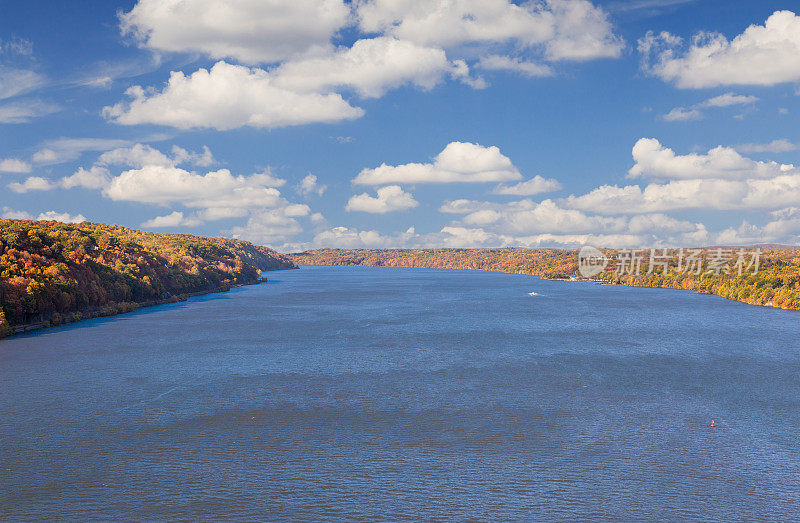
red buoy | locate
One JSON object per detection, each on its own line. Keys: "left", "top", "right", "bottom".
{"left": 710, "top": 420, "right": 716, "bottom": 428}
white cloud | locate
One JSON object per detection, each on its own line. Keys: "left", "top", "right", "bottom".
{"left": 661, "top": 107, "right": 702, "bottom": 121}
{"left": 35, "top": 211, "right": 88, "bottom": 224}
{"left": 299, "top": 212, "right": 707, "bottom": 249}
{"left": 248, "top": 169, "right": 286, "bottom": 188}
{"left": 476, "top": 55, "right": 554, "bottom": 78}
{"left": 33, "top": 137, "right": 131, "bottom": 165}
{"left": 108, "top": 1, "right": 623, "bottom": 133}
{"left": 97, "top": 143, "right": 216, "bottom": 168}
{"left": 0, "top": 67, "right": 43, "bottom": 100}
{"left": 305, "top": 225, "right": 420, "bottom": 249}
{"left": 0, "top": 38, "right": 34, "bottom": 56}
{"left": 639, "top": 11, "right": 800, "bottom": 88}
{"left": 493, "top": 176, "right": 562, "bottom": 195}
{"left": 556, "top": 138, "right": 800, "bottom": 217}
{"left": 60, "top": 166, "right": 112, "bottom": 190}
{"left": 565, "top": 175, "right": 800, "bottom": 215}
{"left": 0, "top": 100, "right": 59, "bottom": 124}
{"left": 353, "top": 141, "right": 522, "bottom": 185}
{"left": 698, "top": 92, "right": 758, "bottom": 108}
{"left": 104, "top": 166, "right": 287, "bottom": 210}
{"left": 97, "top": 143, "right": 174, "bottom": 168}
{"left": 544, "top": 0, "right": 625, "bottom": 61}
{"left": 141, "top": 211, "right": 202, "bottom": 228}
{"left": 297, "top": 174, "right": 326, "bottom": 196}
{"left": 438, "top": 197, "right": 708, "bottom": 246}
{"left": 272, "top": 37, "right": 466, "bottom": 98}
{"left": 2, "top": 207, "right": 87, "bottom": 223}
{"left": 171, "top": 145, "right": 215, "bottom": 167}
{"left": 628, "top": 138, "right": 795, "bottom": 180}
{"left": 456, "top": 199, "right": 628, "bottom": 235}
{"left": 662, "top": 92, "right": 757, "bottom": 122}
{"left": 229, "top": 207, "right": 311, "bottom": 245}
{"left": 736, "top": 139, "right": 798, "bottom": 154}
{"left": 0, "top": 158, "right": 31, "bottom": 173}
{"left": 1, "top": 207, "right": 33, "bottom": 220}
{"left": 8, "top": 176, "right": 56, "bottom": 193}
{"left": 119, "top": 0, "right": 350, "bottom": 64}
{"left": 9, "top": 166, "right": 112, "bottom": 193}
{"left": 346, "top": 185, "right": 419, "bottom": 213}
{"left": 356, "top": 0, "right": 623, "bottom": 61}
{"left": 714, "top": 208, "right": 800, "bottom": 245}
{"left": 103, "top": 62, "right": 365, "bottom": 130}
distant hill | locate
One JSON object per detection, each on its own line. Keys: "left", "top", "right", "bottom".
{"left": 289, "top": 247, "right": 800, "bottom": 311}
{"left": 0, "top": 220, "right": 295, "bottom": 337}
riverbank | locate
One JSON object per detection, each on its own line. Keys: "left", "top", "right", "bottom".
{"left": 0, "top": 220, "right": 297, "bottom": 339}
{"left": 4, "top": 277, "right": 274, "bottom": 338}
{"left": 288, "top": 248, "right": 800, "bottom": 311}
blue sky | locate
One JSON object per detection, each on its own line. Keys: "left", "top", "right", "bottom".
{"left": 2, "top": 0, "right": 800, "bottom": 251}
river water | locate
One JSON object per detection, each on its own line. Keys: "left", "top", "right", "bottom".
{"left": 1, "top": 265, "right": 799, "bottom": 520}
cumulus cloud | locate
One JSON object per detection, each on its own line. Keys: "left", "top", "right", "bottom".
{"left": 97, "top": 143, "right": 215, "bottom": 168}
{"left": 639, "top": 11, "right": 800, "bottom": 88}
{"left": 346, "top": 185, "right": 419, "bottom": 213}
{"left": 107, "top": 1, "right": 624, "bottom": 131}
{"left": 628, "top": 138, "right": 795, "bottom": 180}
{"left": 8, "top": 176, "right": 56, "bottom": 193}
{"left": 356, "top": 0, "right": 623, "bottom": 61}
{"left": 32, "top": 137, "right": 131, "bottom": 165}
{"left": 9, "top": 166, "right": 112, "bottom": 193}
{"left": 0, "top": 158, "right": 31, "bottom": 173}
{"left": 2, "top": 207, "right": 88, "bottom": 223}
{"left": 493, "top": 176, "right": 562, "bottom": 195}
{"left": 437, "top": 198, "right": 708, "bottom": 246}
{"left": 35, "top": 211, "right": 88, "bottom": 223}
{"left": 565, "top": 175, "right": 800, "bottom": 215}
{"left": 476, "top": 55, "right": 554, "bottom": 77}
{"left": 353, "top": 141, "right": 522, "bottom": 185}
{"left": 229, "top": 206, "right": 311, "bottom": 245}
{"left": 103, "top": 62, "right": 365, "bottom": 130}
{"left": 456, "top": 199, "right": 628, "bottom": 235}
{"left": 296, "top": 174, "right": 326, "bottom": 196}
{"left": 553, "top": 138, "right": 800, "bottom": 220}
{"left": 120, "top": 0, "right": 350, "bottom": 64}
{"left": 141, "top": 211, "right": 203, "bottom": 228}
{"left": 104, "top": 166, "right": 287, "bottom": 209}
{"left": 299, "top": 215, "right": 706, "bottom": 250}
{"left": 9, "top": 144, "right": 226, "bottom": 194}
{"left": 736, "top": 139, "right": 798, "bottom": 154}
{"left": 303, "top": 225, "right": 420, "bottom": 250}
{"left": 714, "top": 208, "right": 800, "bottom": 245}
{"left": 272, "top": 37, "right": 467, "bottom": 98}
{"left": 60, "top": 166, "right": 112, "bottom": 190}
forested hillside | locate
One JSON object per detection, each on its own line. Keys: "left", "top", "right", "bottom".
{"left": 0, "top": 220, "right": 295, "bottom": 337}
{"left": 289, "top": 248, "right": 800, "bottom": 310}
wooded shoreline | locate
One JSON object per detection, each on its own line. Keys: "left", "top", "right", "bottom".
{"left": 288, "top": 247, "right": 800, "bottom": 311}
{"left": 0, "top": 220, "right": 296, "bottom": 339}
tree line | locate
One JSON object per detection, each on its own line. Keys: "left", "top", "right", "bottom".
{"left": 0, "top": 220, "right": 295, "bottom": 336}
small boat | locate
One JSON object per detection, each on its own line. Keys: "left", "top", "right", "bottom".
{"left": 528, "top": 291, "right": 540, "bottom": 296}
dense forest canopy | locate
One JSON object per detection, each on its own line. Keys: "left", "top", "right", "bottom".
{"left": 289, "top": 247, "right": 800, "bottom": 311}
{"left": 0, "top": 220, "right": 295, "bottom": 336}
